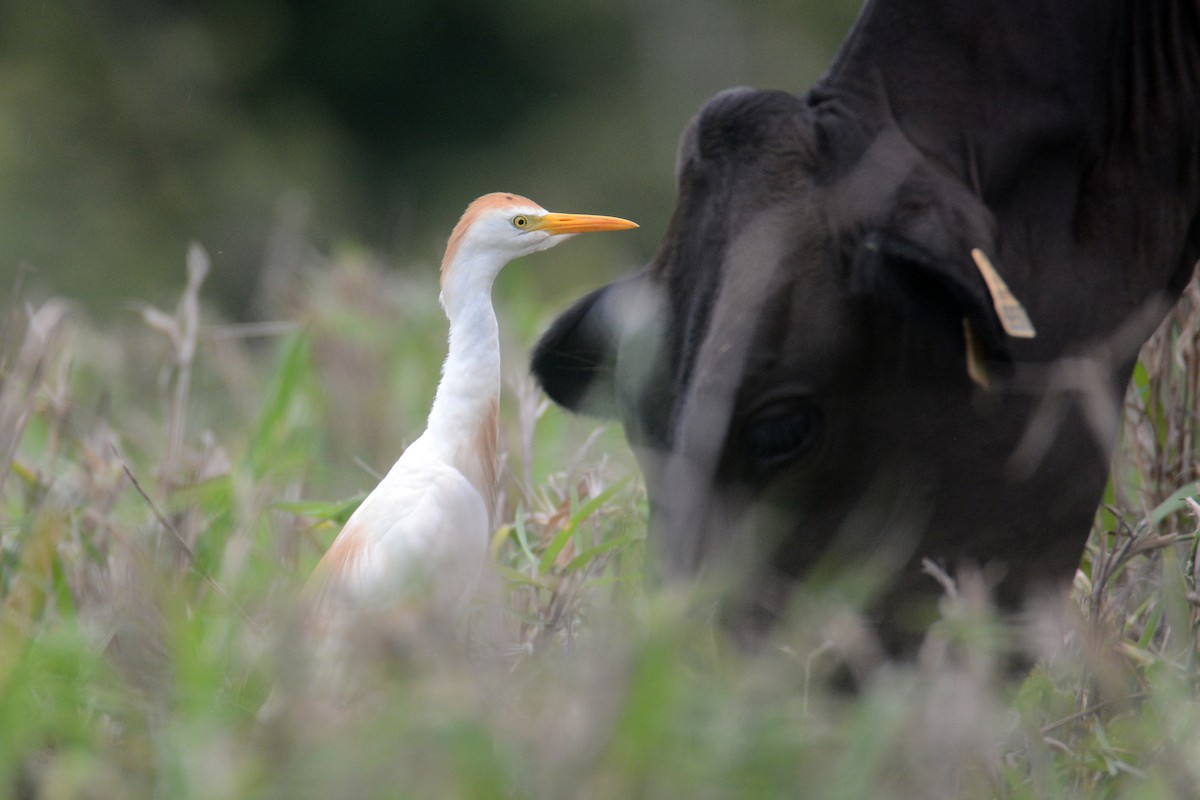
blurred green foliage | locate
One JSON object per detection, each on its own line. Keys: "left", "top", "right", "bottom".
{"left": 0, "top": 249, "right": 1197, "bottom": 797}
{"left": 0, "top": 0, "right": 859, "bottom": 317}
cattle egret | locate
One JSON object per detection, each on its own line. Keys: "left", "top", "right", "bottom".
{"left": 307, "top": 193, "right": 637, "bottom": 641}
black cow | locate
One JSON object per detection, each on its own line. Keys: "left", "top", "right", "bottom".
{"left": 533, "top": 0, "right": 1200, "bottom": 652}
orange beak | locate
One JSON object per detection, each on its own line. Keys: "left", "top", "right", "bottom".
{"left": 530, "top": 212, "right": 638, "bottom": 235}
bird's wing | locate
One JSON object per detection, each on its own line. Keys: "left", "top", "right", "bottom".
{"left": 305, "top": 459, "right": 490, "bottom": 623}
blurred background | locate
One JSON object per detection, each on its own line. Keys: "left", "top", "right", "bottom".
{"left": 0, "top": 0, "right": 861, "bottom": 319}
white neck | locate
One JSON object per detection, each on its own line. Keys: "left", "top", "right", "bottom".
{"left": 426, "top": 248, "right": 506, "bottom": 520}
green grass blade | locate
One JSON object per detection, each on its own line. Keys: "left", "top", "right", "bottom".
{"left": 1149, "top": 483, "right": 1199, "bottom": 527}
{"left": 273, "top": 494, "right": 365, "bottom": 526}
{"left": 538, "top": 477, "right": 631, "bottom": 575}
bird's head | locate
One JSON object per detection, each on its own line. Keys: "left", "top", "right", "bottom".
{"left": 441, "top": 193, "right": 637, "bottom": 295}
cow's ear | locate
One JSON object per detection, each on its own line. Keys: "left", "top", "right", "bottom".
{"left": 531, "top": 284, "right": 622, "bottom": 417}
{"left": 851, "top": 231, "right": 1035, "bottom": 383}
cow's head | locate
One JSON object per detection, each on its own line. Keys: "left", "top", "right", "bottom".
{"left": 533, "top": 88, "right": 1094, "bottom": 648}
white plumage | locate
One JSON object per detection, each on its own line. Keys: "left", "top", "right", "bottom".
{"left": 308, "top": 442, "right": 489, "bottom": 626}
{"left": 305, "top": 192, "right": 637, "bottom": 638}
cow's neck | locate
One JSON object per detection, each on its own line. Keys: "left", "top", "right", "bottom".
{"left": 821, "top": 0, "right": 1200, "bottom": 344}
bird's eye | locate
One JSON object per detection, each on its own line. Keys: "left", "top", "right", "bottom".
{"left": 512, "top": 215, "right": 529, "bottom": 229}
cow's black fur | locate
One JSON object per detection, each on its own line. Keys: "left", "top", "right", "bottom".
{"left": 533, "top": 0, "right": 1200, "bottom": 652}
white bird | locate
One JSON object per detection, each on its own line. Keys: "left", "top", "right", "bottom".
{"left": 305, "top": 192, "right": 637, "bottom": 640}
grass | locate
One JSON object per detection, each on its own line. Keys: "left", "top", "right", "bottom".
{"left": 1, "top": 243, "right": 1198, "bottom": 799}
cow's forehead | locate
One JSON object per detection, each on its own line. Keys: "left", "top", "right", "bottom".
{"left": 734, "top": 244, "right": 863, "bottom": 396}
{"left": 657, "top": 153, "right": 858, "bottom": 414}
{"left": 650, "top": 217, "right": 859, "bottom": 442}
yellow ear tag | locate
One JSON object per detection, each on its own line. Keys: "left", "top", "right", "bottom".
{"left": 962, "top": 318, "right": 991, "bottom": 389}
{"left": 970, "top": 248, "right": 1036, "bottom": 339}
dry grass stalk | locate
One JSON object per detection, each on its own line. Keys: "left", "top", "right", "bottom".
{"left": 137, "top": 242, "right": 209, "bottom": 490}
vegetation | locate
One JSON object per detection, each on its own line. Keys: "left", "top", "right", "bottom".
{"left": 4, "top": 3, "right": 1196, "bottom": 797}
{"left": 1, "top": 240, "right": 1197, "bottom": 799}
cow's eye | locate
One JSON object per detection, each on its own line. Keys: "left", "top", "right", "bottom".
{"left": 744, "top": 405, "right": 821, "bottom": 473}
